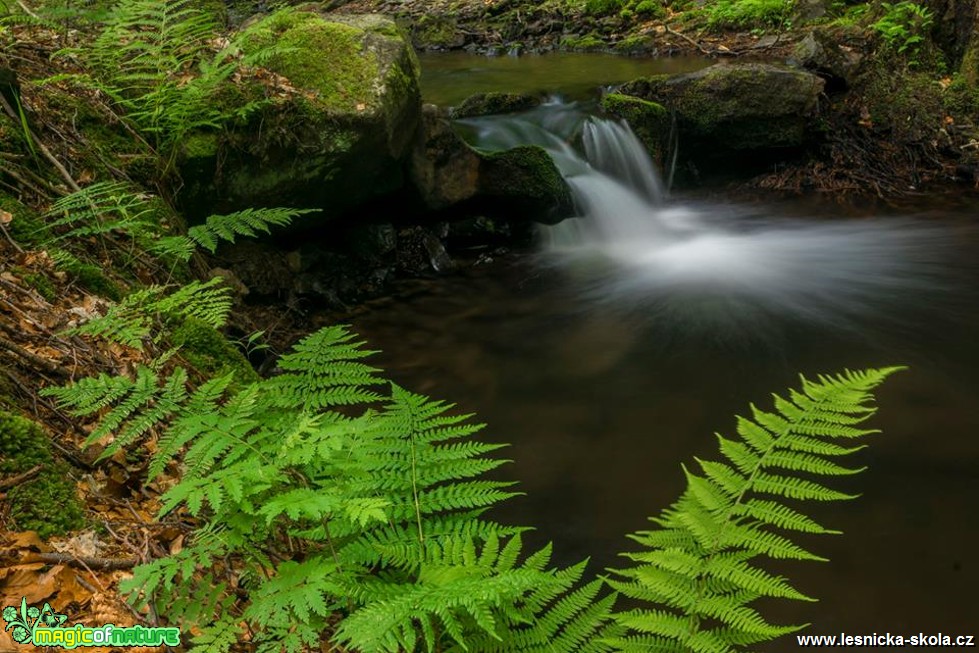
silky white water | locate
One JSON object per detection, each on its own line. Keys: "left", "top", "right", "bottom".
{"left": 459, "top": 99, "right": 954, "bottom": 330}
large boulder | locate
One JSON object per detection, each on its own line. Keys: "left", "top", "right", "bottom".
{"left": 179, "top": 9, "right": 421, "bottom": 221}
{"left": 618, "top": 63, "right": 825, "bottom": 152}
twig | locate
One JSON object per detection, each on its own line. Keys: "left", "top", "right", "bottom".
{"left": 0, "top": 464, "right": 43, "bottom": 490}
{"left": 0, "top": 217, "right": 24, "bottom": 253}
{"left": 664, "top": 25, "right": 712, "bottom": 56}
{"left": 16, "top": 1, "right": 40, "bottom": 19}
{"left": 0, "top": 89, "right": 81, "bottom": 193}
{"left": 0, "top": 334, "right": 70, "bottom": 377}
{"left": 25, "top": 552, "right": 138, "bottom": 570}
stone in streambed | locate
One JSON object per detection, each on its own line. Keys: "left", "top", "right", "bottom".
{"left": 618, "top": 63, "right": 825, "bottom": 152}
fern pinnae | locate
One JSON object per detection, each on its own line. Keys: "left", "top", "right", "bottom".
{"left": 610, "top": 367, "right": 903, "bottom": 652}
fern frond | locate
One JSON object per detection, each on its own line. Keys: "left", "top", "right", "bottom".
{"left": 608, "top": 367, "right": 903, "bottom": 652}
{"left": 187, "top": 207, "right": 316, "bottom": 253}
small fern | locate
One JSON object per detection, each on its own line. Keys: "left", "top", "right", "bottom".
{"left": 607, "top": 367, "right": 902, "bottom": 652}
{"left": 65, "top": 277, "right": 233, "bottom": 348}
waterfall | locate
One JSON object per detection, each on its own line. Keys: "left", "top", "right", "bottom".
{"left": 459, "top": 99, "right": 952, "bottom": 330}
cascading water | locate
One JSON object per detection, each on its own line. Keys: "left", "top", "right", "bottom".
{"left": 458, "top": 99, "right": 955, "bottom": 333}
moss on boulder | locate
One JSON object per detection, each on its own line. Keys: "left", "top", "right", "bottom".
{"left": 451, "top": 92, "right": 541, "bottom": 118}
{"left": 478, "top": 145, "right": 573, "bottom": 223}
{"left": 0, "top": 411, "right": 85, "bottom": 539}
{"left": 180, "top": 9, "right": 422, "bottom": 221}
{"left": 601, "top": 93, "right": 669, "bottom": 160}
{"left": 619, "top": 63, "right": 825, "bottom": 151}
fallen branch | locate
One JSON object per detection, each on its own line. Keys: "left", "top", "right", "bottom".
{"left": 0, "top": 334, "right": 70, "bottom": 377}
{"left": 0, "top": 464, "right": 43, "bottom": 490}
{"left": 26, "top": 552, "right": 138, "bottom": 571}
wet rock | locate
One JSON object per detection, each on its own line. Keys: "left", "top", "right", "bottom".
{"left": 346, "top": 222, "right": 398, "bottom": 261}
{"left": 793, "top": 29, "right": 863, "bottom": 91}
{"left": 411, "top": 14, "right": 466, "bottom": 49}
{"left": 179, "top": 10, "right": 421, "bottom": 221}
{"left": 619, "top": 63, "right": 825, "bottom": 152}
{"left": 422, "top": 232, "right": 456, "bottom": 272}
{"left": 409, "top": 108, "right": 573, "bottom": 222}
{"left": 793, "top": 0, "right": 830, "bottom": 22}
{"left": 451, "top": 92, "right": 542, "bottom": 118}
{"left": 478, "top": 145, "right": 573, "bottom": 224}
{"left": 410, "top": 104, "right": 482, "bottom": 210}
{"left": 600, "top": 93, "right": 670, "bottom": 161}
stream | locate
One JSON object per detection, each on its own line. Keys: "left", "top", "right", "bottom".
{"left": 345, "top": 54, "right": 979, "bottom": 644}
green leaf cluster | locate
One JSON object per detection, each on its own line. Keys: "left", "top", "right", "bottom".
{"left": 606, "top": 367, "right": 901, "bottom": 652}
{"left": 44, "top": 305, "right": 901, "bottom": 652}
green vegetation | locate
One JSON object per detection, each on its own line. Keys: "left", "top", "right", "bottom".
{"left": 0, "top": 411, "right": 85, "bottom": 538}
{"left": 871, "top": 1, "right": 933, "bottom": 58}
{"left": 43, "top": 277, "right": 899, "bottom": 652}
{"left": 704, "top": 0, "right": 792, "bottom": 29}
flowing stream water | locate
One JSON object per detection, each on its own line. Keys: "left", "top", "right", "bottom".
{"left": 339, "top": 73, "right": 979, "bottom": 645}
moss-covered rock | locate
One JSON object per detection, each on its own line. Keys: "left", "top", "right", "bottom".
{"left": 170, "top": 318, "right": 259, "bottom": 387}
{"left": 0, "top": 411, "right": 85, "bottom": 539}
{"left": 619, "top": 63, "right": 825, "bottom": 152}
{"left": 478, "top": 145, "right": 573, "bottom": 223}
{"left": 180, "top": 9, "right": 422, "bottom": 221}
{"left": 410, "top": 107, "right": 572, "bottom": 222}
{"left": 601, "top": 93, "right": 670, "bottom": 160}
{"left": 411, "top": 14, "right": 466, "bottom": 49}
{"left": 451, "top": 92, "right": 542, "bottom": 118}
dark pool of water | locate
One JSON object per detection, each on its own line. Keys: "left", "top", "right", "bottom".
{"left": 332, "top": 198, "right": 979, "bottom": 647}
{"left": 418, "top": 51, "right": 709, "bottom": 106}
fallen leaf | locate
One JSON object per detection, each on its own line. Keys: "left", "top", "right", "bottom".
{"left": 0, "top": 209, "right": 11, "bottom": 225}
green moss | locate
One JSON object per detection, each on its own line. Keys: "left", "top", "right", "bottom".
{"left": 0, "top": 411, "right": 85, "bottom": 539}
{"left": 412, "top": 14, "right": 463, "bottom": 48}
{"left": 614, "top": 34, "right": 655, "bottom": 54}
{"left": 453, "top": 92, "right": 540, "bottom": 118}
{"left": 56, "top": 257, "right": 123, "bottom": 301}
{"left": 182, "top": 131, "right": 220, "bottom": 159}
{"left": 0, "top": 193, "right": 46, "bottom": 248}
{"left": 634, "top": 0, "right": 667, "bottom": 18}
{"left": 170, "top": 318, "right": 259, "bottom": 387}
{"left": 862, "top": 67, "right": 943, "bottom": 142}
{"left": 561, "top": 33, "right": 607, "bottom": 50}
{"left": 15, "top": 270, "right": 57, "bottom": 302}
{"left": 601, "top": 93, "right": 669, "bottom": 156}
{"left": 479, "top": 145, "right": 572, "bottom": 220}
{"left": 241, "top": 11, "right": 380, "bottom": 114}
{"left": 962, "top": 38, "right": 979, "bottom": 86}
{"left": 944, "top": 75, "right": 979, "bottom": 120}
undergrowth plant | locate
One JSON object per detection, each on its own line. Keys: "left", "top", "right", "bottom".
{"left": 45, "top": 326, "right": 621, "bottom": 653}
{"left": 871, "top": 1, "right": 933, "bottom": 60}
{"left": 607, "top": 367, "right": 900, "bottom": 652}
{"left": 45, "top": 292, "right": 900, "bottom": 653}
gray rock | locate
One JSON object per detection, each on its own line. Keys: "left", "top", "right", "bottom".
{"left": 618, "top": 63, "right": 825, "bottom": 151}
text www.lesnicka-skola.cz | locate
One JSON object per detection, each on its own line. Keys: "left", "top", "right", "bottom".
{"left": 797, "top": 633, "right": 976, "bottom": 647}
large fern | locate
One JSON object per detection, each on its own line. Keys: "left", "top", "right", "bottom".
{"left": 47, "top": 324, "right": 613, "bottom": 653}
{"left": 606, "top": 367, "right": 902, "bottom": 652}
